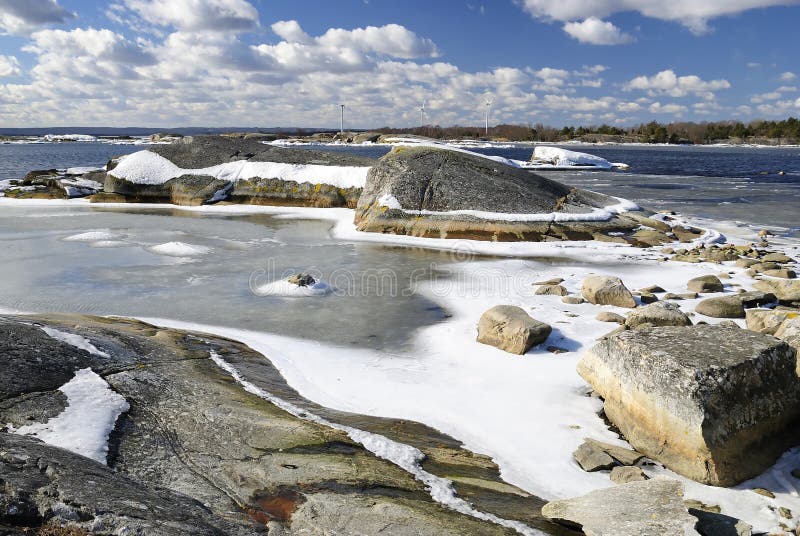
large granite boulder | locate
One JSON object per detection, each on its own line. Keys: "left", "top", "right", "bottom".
{"left": 103, "top": 136, "right": 373, "bottom": 207}
{"left": 476, "top": 306, "right": 552, "bottom": 354}
{"left": 355, "top": 146, "right": 651, "bottom": 242}
{"left": 581, "top": 276, "right": 637, "bottom": 308}
{"left": 541, "top": 479, "right": 700, "bottom": 535}
{"left": 577, "top": 325, "right": 800, "bottom": 486}
{"left": 775, "top": 317, "right": 800, "bottom": 351}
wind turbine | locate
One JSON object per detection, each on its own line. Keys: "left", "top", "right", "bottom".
{"left": 483, "top": 97, "right": 493, "bottom": 136}
{"left": 419, "top": 99, "right": 426, "bottom": 126}
{"left": 339, "top": 104, "right": 345, "bottom": 134}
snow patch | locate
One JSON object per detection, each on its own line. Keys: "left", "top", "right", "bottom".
{"left": 10, "top": 368, "right": 128, "bottom": 464}
{"left": 110, "top": 150, "right": 370, "bottom": 189}
{"left": 253, "top": 279, "right": 332, "bottom": 297}
{"left": 63, "top": 230, "right": 122, "bottom": 242}
{"left": 148, "top": 241, "right": 210, "bottom": 257}
{"left": 41, "top": 326, "right": 109, "bottom": 358}
{"left": 64, "top": 166, "right": 103, "bottom": 175}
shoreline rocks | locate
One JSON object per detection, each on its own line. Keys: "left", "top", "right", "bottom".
{"left": 581, "top": 276, "right": 636, "bottom": 308}
{"left": 577, "top": 325, "right": 800, "bottom": 486}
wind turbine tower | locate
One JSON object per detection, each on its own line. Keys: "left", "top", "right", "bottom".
{"left": 419, "top": 100, "right": 426, "bottom": 126}
{"left": 339, "top": 104, "right": 345, "bottom": 134}
{"left": 484, "top": 97, "right": 492, "bottom": 136}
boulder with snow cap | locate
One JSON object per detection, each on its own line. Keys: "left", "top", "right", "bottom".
{"left": 104, "top": 136, "right": 374, "bottom": 207}
{"left": 355, "top": 145, "right": 653, "bottom": 242}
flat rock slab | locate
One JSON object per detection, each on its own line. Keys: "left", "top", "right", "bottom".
{"left": 578, "top": 325, "right": 800, "bottom": 486}
{"left": 542, "top": 478, "right": 699, "bottom": 536}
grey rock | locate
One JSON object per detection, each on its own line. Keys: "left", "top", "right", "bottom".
{"left": 745, "top": 308, "right": 798, "bottom": 335}
{"left": 578, "top": 325, "right": 800, "bottom": 486}
{"left": 476, "top": 306, "right": 552, "bottom": 354}
{"left": 625, "top": 301, "right": 692, "bottom": 329}
{"left": 105, "top": 136, "right": 373, "bottom": 208}
{"left": 562, "top": 296, "right": 585, "bottom": 304}
{"left": 355, "top": 146, "right": 646, "bottom": 241}
{"left": 761, "top": 268, "right": 796, "bottom": 279}
{"left": 695, "top": 292, "right": 776, "bottom": 318}
{"left": 610, "top": 466, "right": 647, "bottom": 484}
{"left": 775, "top": 317, "right": 800, "bottom": 351}
{"left": 534, "top": 277, "right": 564, "bottom": 285}
{"left": 639, "top": 285, "right": 665, "bottom": 294}
{"left": 689, "top": 508, "right": 753, "bottom": 536}
{"left": 688, "top": 275, "right": 724, "bottom": 293}
{"left": 0, "top": 314, "right": 531, "bottom": 536}
{"left": 596, "top": 312, "right": 626, "bottom": 324}
{"left": 736, "top": 258, "right": 760, "bottom": 268}
{"left": 761, "top": 253, "right": 794, "bottom": 263}
{"left": 636, "top": 292, "right": 659, "bottom": 304}
{"left": 754, "top": 279, "right": 800, "bottom": 302}
{"left": 581, "top": 276, "right": 636, "bottom": 308}
{"left": 535, "top": 284, "right": 568, "bottom": 296}
{"left": 541, "top": 479, "right": 699, "bottom": 536}
{"left": 584, "top": 438, "right": 643, "bottom": 466}
{"left": 0, "top": 434, "right": 238, "bottom": 535}
{"left": 572, "top": 442, "right": 615, "bottom": 472}
{"left": 287, "top": 273, "right": 316, "bottom": 287}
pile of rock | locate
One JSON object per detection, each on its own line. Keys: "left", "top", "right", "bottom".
{"left": 2, "top": 168, "right": 104, "bottom": 200}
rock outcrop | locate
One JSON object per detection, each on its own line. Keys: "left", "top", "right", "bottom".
{"left": 577, "top": 325, "right": 800, "bottom": 486}
{"left": 581, "top": 276, "right": 637, "bottom": 308}
{"left": 542, "top": 479, "right": 700, "bottom": 535}
{"left": 354, "top": 146, "right": 665, "bottom": 242}
{"left": 3, "top": 169, "right": 104, "bottom": 200}
{"left": 0, "top": 314, "right": 556, "bottom": 536}
{"left": 476, "top": 306, "right": 552, "bottom": 355}
{"left": 101, "top": 136, "right": 373, "bottom": 207}
{"left": 754, "top": 279, "right": 800, "bottom": 303}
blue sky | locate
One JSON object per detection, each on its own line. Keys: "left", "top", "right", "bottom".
{"left": 0, "top": 0, "right": 798, "bottom": 127}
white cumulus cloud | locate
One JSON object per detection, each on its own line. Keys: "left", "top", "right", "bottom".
{"left": 648, "top": 102, "right": 688, "bottom": 115}
{"left": 516, "top": 0, "right": 800, "bottom": 34}
{"left": 780, "top": 71, "right": 797, "bottom": 81}
{"left": 0, "top": 0, "right": 74, "bottom": 35}
{"left": 623, "top": 69, "right": 730, "bottom": 98}
{"left": 562, "top": 17, "right": 634, "bottom": 45}
{"left": 0, "top": 54, "right": 20, "bottom": 76}
{"left": 122, "top": 0, "right": 259, "bottom": 32}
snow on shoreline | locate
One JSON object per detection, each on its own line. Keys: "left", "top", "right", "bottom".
{"left": 377, "top": 192, "right": 640, "bottom": 222}
{"left": 10, "top": 368, "right": 129, "bottom": 464}
{"left": 1, "top": 198, "right": 800, "bottom": 532}
{"left": 110, "top": 150, "right": 370, "bottom": 188}
{"left": 41, "top": 326, "right": 109, "bottom": 358}
{"left": 208, "top": 350, "right": 542, "bottom": 536}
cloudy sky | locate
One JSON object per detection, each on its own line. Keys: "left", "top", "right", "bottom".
{"left": 0, "top": 0, "right": 799, "bottom": 128}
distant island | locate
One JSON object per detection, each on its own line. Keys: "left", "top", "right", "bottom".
{"left": 376, "top": 117, "right": 800, "bottom": 145}
{"left": 2, "top": 117, "right": 798, "bottom": 146}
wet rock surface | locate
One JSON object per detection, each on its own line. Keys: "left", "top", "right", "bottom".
{"left": 0, "top": 314, "right": 568, "bottom": 535}
{"left": 578, "top": 325, "right": 800, "bottom": 486}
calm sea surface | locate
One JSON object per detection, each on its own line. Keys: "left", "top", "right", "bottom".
{"left": 1, "top": 141, "right": 798, "bottom": 235}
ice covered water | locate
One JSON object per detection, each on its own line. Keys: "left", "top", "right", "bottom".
{"left": 0, "top": 203, "right": 454, "bottom": 349}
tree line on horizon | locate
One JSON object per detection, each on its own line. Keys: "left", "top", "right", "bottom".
{"left": 375, "top": 117, "right": 800, "bottom": 144}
